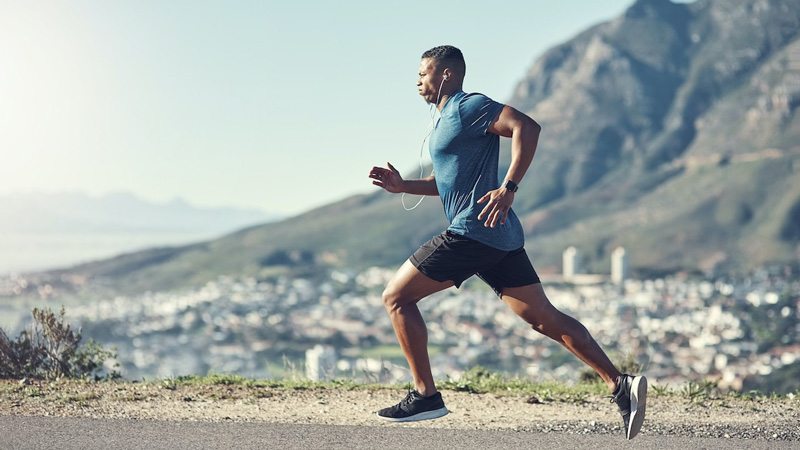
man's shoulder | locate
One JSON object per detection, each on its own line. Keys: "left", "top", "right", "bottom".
{"left": 462, "top": 91, "right": 489, "bottom": 99}
{"left": 457, "top": 92, "right": 503, "bottom": 111}
{"left": 455, "top": 92, "right": 505, "bottom": 132}
{"left": 463, "top": 91, "right": 501, "bottom": 101}
{"left": 459, "top": 91, "right": 488, "bottom": 104}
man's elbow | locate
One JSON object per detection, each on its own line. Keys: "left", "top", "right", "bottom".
{"left": 523, "top": 116, "right": 541, "bottom": 137}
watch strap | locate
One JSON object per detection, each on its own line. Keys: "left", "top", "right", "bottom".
{"left": 503, "top": 180, "right": 519, "bottom": 192}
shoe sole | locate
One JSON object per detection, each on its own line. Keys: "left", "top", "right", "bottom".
{"left": 377, "top": 407, "right": 449, "bottom": 423}
{"left": 627, "top": 375, "right": 648, "bottom": 440}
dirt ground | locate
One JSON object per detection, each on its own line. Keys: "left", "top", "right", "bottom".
{"left": 1, "top": 380, "right": 798, "bottom": 441}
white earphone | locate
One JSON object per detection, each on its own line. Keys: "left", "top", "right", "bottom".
{"left": 401, "top": 71, "right": 449, "bottom": 211}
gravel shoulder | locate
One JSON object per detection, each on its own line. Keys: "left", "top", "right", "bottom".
{"left": 1, "top": 380, "right": 798, "bottom": 441}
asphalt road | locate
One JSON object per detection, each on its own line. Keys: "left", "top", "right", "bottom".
{"left": 0, "top": 415, "right": 795, "bottom": 450}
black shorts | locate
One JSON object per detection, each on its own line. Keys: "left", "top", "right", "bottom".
{"left": 409, "top": 230, "right": 540, "bottom": 297}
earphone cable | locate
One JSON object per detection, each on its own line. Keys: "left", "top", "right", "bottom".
{"left": 402, "top": 76, "right": 446, "bottom": 211}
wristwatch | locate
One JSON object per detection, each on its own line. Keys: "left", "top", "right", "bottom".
{"left": 503, "top": 180, "right": 519, "bottom": 192}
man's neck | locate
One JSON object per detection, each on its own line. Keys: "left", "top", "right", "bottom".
{"left": 436, "top": 88, "right": 462, "bottom": 111}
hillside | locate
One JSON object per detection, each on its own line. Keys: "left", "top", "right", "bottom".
{"left": 0, "top": 191, "right": 278, "bottom": 234}
{"left": 29, "top": 0, "right": 800, "bottom": 294}
{"left": 505, "top": 0, "right": 800, "bottom": 275}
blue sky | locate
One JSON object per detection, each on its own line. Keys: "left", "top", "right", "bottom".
{"left": 1, "top": 0, "right": 668, "bottom": 216}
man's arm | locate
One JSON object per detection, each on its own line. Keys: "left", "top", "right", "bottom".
{"left": 369, "top": 163, "right": 439, "bottom": 196}
{"left": 477, "top": 105, "right": 541, "bottom": 227}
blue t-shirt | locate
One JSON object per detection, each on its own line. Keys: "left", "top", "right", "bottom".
{"left": 429, "top": 90, "right": 524, "bottom": 251}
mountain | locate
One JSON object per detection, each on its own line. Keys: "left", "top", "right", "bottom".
{"left": 27, "top": 0, "right": 800, "bottom": 294}
{"left": 504, "top": 0, "right": 800, "bottom": 274}
{"left": 0, "top": 191, "right": 279, "bottom": 234}
{"left": 0, "top": 191, "right": 281, "bottom": 273}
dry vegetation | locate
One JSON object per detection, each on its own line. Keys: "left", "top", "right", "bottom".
{"left": 1, "top": 374, "right": 798, "bottom": 441}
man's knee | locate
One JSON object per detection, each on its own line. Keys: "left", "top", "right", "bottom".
{"left": 513, "top": 301, "right": 566, "bottom": 337}
{"left": 526, "top": 314, "right": 549, "bottom": 335}
{"left": 382, "top": 285, "right": 407, "bottom": 314}
{"left": 534, "top": 311, "right": 590, "bottom": 344}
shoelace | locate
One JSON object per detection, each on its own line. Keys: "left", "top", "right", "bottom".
{"left": 401, "top": 389, "right": 417, "bottom": 407}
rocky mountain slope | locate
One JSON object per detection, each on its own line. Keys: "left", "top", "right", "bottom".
{"left": 505, "top": 0, "right": 800, "bottom": 275}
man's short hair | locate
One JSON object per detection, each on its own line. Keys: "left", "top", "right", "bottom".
{"left": 421, "top": 45, "right": 466, "bottom": 78}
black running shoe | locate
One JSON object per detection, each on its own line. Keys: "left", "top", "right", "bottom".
{"left": 377, "top": 390, "right": 449, "bottom": 422}
{"left": 611, "top": 374, "right": 647, "bottom": 440}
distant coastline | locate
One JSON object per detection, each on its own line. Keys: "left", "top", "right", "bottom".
{"left": 0, "top": 230, "right": 219, "bottom": 274}
{"left": 0, "top": 190, "right": 282, "bottom": 274}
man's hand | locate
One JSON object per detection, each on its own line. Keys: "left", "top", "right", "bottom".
{"left": 477, "top": 187, "right": 514, "bottom": 228}
{"left": 369, "top": 162, "right": 404, "bottom": 193}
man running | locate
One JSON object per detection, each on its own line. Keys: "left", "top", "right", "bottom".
{"left": 368, "top": 45, "right": 647, "bottom": 440}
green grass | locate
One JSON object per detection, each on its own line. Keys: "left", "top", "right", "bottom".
{"left": 161, "top": 374, "right": 375, "bottom": 392}
{"left": 354, "top": 344, "right": 444, "bottom": 360}
{"left": 651, "top": 383, "right": 671, "bottom": 396}
{"left": 439, "top": 366, "right": 607, "bottom": 401}
{"left": 140, "top": 368, "right": 800, "bottom": 403}
{"left": 133, "top": 369, "right": 610, "bottom": 402}
{"left": 22, "top": 386, "right": 44, "bottom": 398}
{"left": 3, "top": 368, "right": 800, "bottom": 406}
{"left": 149, "top": 367, "right": 611, "bottom": 402}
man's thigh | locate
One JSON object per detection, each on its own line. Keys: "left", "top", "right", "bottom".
{"left": 500, "top": 283, "right": 560, "bottom": 322}
{"left": 384, "top": 260, "right": 455, "bottom": 306}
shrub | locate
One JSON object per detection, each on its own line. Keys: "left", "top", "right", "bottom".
{"left": 0, "top": 306, "right": 120, "bottom": 380}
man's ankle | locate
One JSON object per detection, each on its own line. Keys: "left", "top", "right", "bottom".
{"left": 416, "top": 386, "right": 438, "bottom": 397}
{"left": 610, "top": 374, "right": 623, "bottom": 394}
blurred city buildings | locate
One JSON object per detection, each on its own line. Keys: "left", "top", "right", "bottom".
{"left": 2, "top": 256, "right": 798, "bottom": 392}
